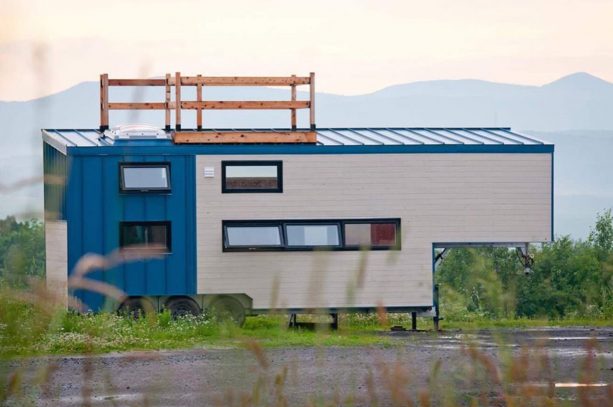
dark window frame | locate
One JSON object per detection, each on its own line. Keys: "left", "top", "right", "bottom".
{"left": 119, "top": 162, "right": 171, "bottom": 193}
{"left": 222, "top": 222, "right": 284, "bottom": 251}
{"left": 119, "top": 221, "right": 172, "bottom": 253}
{"left": 222, "top": 218, "right": 401, "bottom": 252}
{"left": 221, "top": 160, "right": 283, "bottom": 193}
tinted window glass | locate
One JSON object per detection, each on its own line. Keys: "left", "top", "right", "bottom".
{"left": 221, "top": 219, "right": 399, "bottom": 252}
{"left": 222, "top": 161, "right": 282, "bottom": 192}
{"left": 286, "top": 224, "right": 340, "bottom": 247}
{"left": 121, "top": 165, "right": 170, "bottom": 191}
{"left": 344, "top": 222, "right": 397, "bottom": 247}
{"left": 226, "top": 226, "right": 282, "bottom": 247}
{"left": 120, "top": 222, "right": 170, "bottom": 251}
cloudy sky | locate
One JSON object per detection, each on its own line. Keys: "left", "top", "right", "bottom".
{"left": 1, "top": 0, "right": 612, "bottom": 100}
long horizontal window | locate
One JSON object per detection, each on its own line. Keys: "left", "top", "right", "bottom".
{"left": 222, "top": 161, "right": 282, "bottom": 193}
{"left": 120, "top": 163, "right": 170, "bottom": 192}
{"left": 223, "top": 219, "right": 400, "bottom": 252}
{"left": 120, "top": 221, "right": 171, "bottom": 252}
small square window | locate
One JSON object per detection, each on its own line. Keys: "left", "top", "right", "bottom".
{"left": 222, "top": 161, "right": 282, "bottom": 193}
{"left": 120, "top": 163, "right": 170, "bottom": 192}
{"left": 120, "top": 221, "right": 171, "bottom": 252}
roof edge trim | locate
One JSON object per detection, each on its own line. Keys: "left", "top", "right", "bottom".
{"left": 63, "top": 143, "right": 554, "bottom": 156}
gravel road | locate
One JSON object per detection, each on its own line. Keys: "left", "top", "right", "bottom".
{"left": 4, "top": 327, "right": 613, "bottom": 406}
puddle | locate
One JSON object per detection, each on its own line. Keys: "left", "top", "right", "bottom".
{"left": 519, "top": 382, "right": 609, "bottom": 389}
{"left": 546, "top": 337, "right": 610, "bottom": 341}
{"left": 554, "top": 382, "right": 609, "bottom": 388}
{"left": 55, "top": 392, "right": 145, "bottom": 404}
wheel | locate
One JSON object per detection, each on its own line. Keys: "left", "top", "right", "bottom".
{"left": 165, "top": 297, "right": 201, "bottom": 319}
{"left": 117, "top": 297, "right": 153, "bottom": 318}
{"left": 209, "top": 296, "right": 246, "bottom": 326}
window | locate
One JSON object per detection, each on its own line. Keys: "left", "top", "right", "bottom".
{"left": 120, "top": 163, "right": 170, "bottom": 192}
{"left": 344, "top": 221, "right": 399, "bottom": 249}
{"left": 120, "top": 221, "right": 171, "bottom": 252}
{"left": 224, "top": 224, "right": 283, "bottom": 249}
{"left": 286, "top": 224, "right": 340, "bottom": 247}
{"left": 222, "top": 219, "right": 400, "bottom": 252}
{"left": 222, "top": 161, "right": 282, "bottom": 193}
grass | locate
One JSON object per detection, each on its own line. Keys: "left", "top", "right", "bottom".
{"left": 3, "top": 295, "right": 611, "bottom": 358}
{"left": 1, "top": 306, "right": 400, "bottom": 358}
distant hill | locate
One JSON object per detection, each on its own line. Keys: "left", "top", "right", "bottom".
{"left": 1, "top": 72, "right": 612, "bottom": 238}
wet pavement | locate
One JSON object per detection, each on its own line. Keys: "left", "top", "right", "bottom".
{"left": 4, "top": 327, "right": 613, "bottom": 406}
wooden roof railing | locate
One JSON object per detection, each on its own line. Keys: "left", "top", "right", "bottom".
{"left": 99, "top": 72, "right": 316, "bottom": 144}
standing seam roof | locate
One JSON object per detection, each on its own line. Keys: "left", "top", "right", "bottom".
{"left": 42, "top": 127, "right": 550, "bottom": 148}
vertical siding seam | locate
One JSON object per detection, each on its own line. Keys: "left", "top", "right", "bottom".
{"left": 121, "top": 155, "right": 127, "bottom": 291}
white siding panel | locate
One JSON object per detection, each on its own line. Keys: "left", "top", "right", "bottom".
{"left": 45, "top": 220, "right": 68, "bottom": 306}
{"left": 196, "top": 153, "right": 552, "bottom": 310}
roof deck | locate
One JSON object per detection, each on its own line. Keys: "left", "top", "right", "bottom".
{"left": 100, "top": 73, "right": 317, "bottom": 144}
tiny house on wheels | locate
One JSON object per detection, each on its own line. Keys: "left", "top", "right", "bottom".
{"left": 43, "top": 73, "right": 554, "bottom": 328}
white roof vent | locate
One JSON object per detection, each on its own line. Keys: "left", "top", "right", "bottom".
{"left": 103, "top": 124, "right": 170, "bottom": 140}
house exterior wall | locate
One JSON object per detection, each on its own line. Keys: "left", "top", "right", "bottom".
{"left": 196, "top": 153, "right": 552, "bottom": 310}
{"left": 45, "top": 220, "right": 68, "bottom": 306}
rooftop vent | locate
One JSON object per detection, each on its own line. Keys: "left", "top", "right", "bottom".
{"left": 103, "top": 124, "right": 170, "bottom": 140}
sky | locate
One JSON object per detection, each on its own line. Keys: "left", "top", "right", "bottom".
{"left": 1, "top": 0, "right": 613, "bottom": 101}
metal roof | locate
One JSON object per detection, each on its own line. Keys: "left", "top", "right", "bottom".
{"left": 42, "top": 127, "right": 550, "bottom": 150}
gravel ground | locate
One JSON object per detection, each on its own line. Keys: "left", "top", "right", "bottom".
{"left": 4, "top": 327, "right": 613, "bottom": 406}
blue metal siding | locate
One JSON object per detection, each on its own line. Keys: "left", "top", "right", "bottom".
{"left": 66, "top": 154, "right": 196, "bottom": 311}
{"left": 43, "top": 142, "right": 68, "bottom": 220}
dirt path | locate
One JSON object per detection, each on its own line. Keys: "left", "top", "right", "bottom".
{"left": 5, "top": 327, "right": 613, "bottom": 406}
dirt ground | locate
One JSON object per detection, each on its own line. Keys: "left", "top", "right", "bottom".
{"left": 5, "top": 327, "right": 613, "bottom": 406}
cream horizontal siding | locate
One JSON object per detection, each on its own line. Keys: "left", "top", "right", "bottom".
{"left": 45, "top": 220, "right": 68, "bottom": 307}
{"left": 196, "top": 153, "right": 552, "bottom": 310}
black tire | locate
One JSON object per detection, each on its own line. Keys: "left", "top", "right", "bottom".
{"left": 117, "top": 297, "right": 153, "bottom": 319}
{"left": 165, "top": 297, "right": 201, "bottom": 319}
{"left": 209, "top": 296, "right": 246, "bottom": 327}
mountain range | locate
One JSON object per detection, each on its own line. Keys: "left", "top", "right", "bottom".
{"left": 1, "top": 72, "right": 612, "bottom": 238}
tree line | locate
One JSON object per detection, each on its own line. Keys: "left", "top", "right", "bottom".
{"left": 0, "top": 217, "right": 44, "bottom": 287}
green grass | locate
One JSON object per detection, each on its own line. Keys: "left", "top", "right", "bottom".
{"left": 3, "top": 300, "right": 612, "bottom": 358}
{"left": 1, "top": 310, "right": 399, "bottom": 358}
{"left": 2, "top": 284, "right": 611, "bottom": 358}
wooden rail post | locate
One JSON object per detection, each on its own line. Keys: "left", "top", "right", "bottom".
{"left": 165, "top": 73, "right": 171, "bottom": 130}
{"left": 100, "top": 73, "right": 109, "bottom": 131}
{"left": 175, "top": 72, "right": 182, "bottom": 130}
{"left": 196, "top": 74, "right": 203, "bottom": 130}
{"left": 309, "top": 72, "right": 315, "bottom": 130}
{"left": 290, "top": 74, "right": 297, "bottom": 130}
